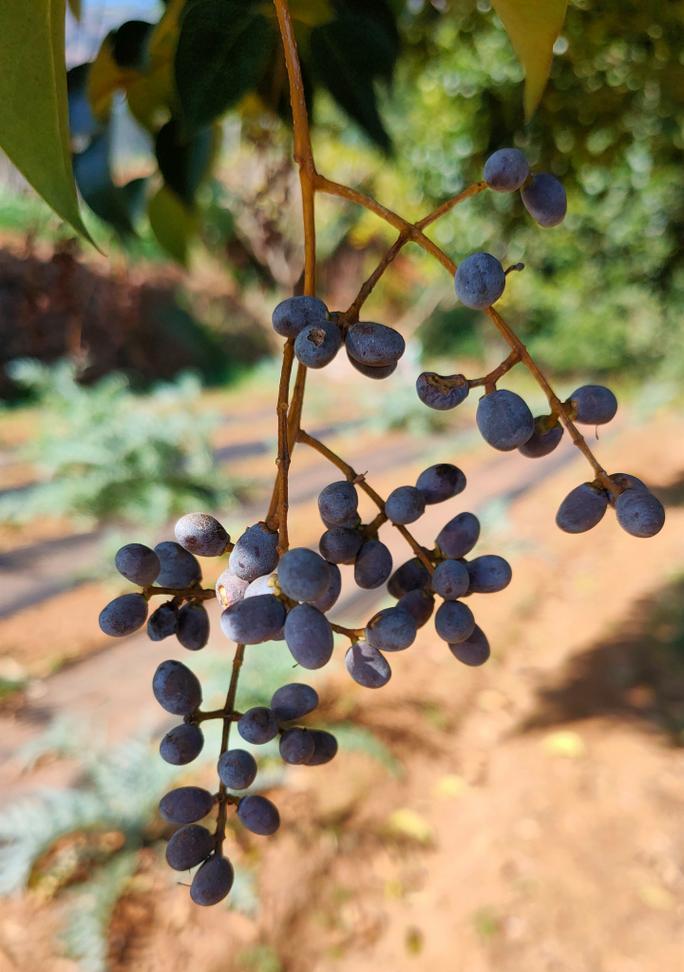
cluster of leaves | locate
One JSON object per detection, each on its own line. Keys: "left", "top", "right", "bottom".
{"left": 29, "top": 0, "right": 403, "bottom": 262}
{"left": 0, "top": 0, "right": 566, "bottom": 256}
{"left": 2, "top": 2, "right": 680, "bottom": 381}
{"left": 0, "top": 360, "right": 231, "bottom": 528}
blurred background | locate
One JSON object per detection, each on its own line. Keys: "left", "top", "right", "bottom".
{"left": 0, "top": 1, "right": 683, "bottom": 970}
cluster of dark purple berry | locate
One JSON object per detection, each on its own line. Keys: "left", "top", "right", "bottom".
{"left": 98, "top": 449, "right": 512, "bottom": 904}
{"left": 418, "top": 373, "right": 664, "bottom": 537}
{"left": 413, "top": 147, "right": 665, "bottom": 540}
{"left": 273, "top": 294, "right": 406, "bottom": 378}
{"left": 97, "top": 144, "right": 665, "bottom": 908}
{"left": 99, "top": 520, "right": 340, "bottom": 906}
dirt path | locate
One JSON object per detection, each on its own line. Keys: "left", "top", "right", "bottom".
{"left": 111, "top": 409, "right": 684, "bottom": 972}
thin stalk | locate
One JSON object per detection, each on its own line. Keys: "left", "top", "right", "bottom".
{"left": 144, "top": 586, "right": 216, "bottom": 601}
{"left": 274, "top": 0, "right": 317, "bottom": 295}
{"left": 266, "top": 339, "right": 295, "bottom": 549}
{"left": 214, "top": 643, "right": 246, "bottom": 849}
{"left": 468, "top": 349, "right": 521, "bottom": 390}
{"left": 416, "top": 181, "right": 488, "bottom": 229}
{"left": 316, "top": 174, "right": 454, "bottom": 273}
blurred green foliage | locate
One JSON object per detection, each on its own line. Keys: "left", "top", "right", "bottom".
{"left": 380, "top": 0, "right": 684, "bottom": 377}
{"left": 5, "top": 0, "right": 682, "bottom": 382}
{"left": 0, "top": 361, "right": 233, "bottom": 527}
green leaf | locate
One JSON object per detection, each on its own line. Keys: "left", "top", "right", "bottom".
{"left": 175, "top": 0, "right": 275, "bottom": 131}
{"left": 0, "top": 0, "right": 92, "bottom": 240}
{"left": 310, "top": 0, "right": 399, "bottom": 151}
{"left": 148, "top": 185, "right": 199, "bottom": 265}
{"left": 289, "top": 0, "right": 334, "bottom": 28}
{"left": 121, "top": 177, "right": 149, "bottom": 224}
{"left": 491, "top": 0, "right": 568, "bottom": 119}
{"left": 67, "top": 0, "right": 81, "bottom": 20}
{"left": 155, "top": 119, "right": 218, "bottom": 204}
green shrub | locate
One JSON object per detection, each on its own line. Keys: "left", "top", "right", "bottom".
{"left": 0, "top": 360, "right": 233, "bottom": 527}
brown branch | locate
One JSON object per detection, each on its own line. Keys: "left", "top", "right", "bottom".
{"left": 331, "top": 622, "right": 364, "bottom": 640}
{"left": 342, "top": 182, "right": 488, "bottom": 322}
{"left": 266, "top": 338, "right": 295, "bottom": 549}
{"left": 468, "top": 349, "right": 521, "bottom": 391}
{"left": 416, "top": 180, "right": 488, "bottom": 229}
{"left": 365, "top": 510, "right": 388, "bottom": 534}
{"left": 343, "top": 231, "right": 408, "bottom": 323}
{"left": 143, "top": 585, "right": 216, "bottom": 601}
{"left": 214, "top": 643, "right": 246, "bottom": 850}
{"left": 286, "top": 361, "right": 308, "bottom": 450}
{"left": 195, "top": 708, "right": 242, "bottom": 723}
{"left": 485, "top": 307, "right": 618, "bottom": 495}
{"left": 267, "top": 0, "right": 319, "bottom": 533}
{"left": 274, "top": 0, "right": 317, "bottom": 295}
{"left": 316, "top": 174, "right": 455, "bottom": 274}
{"left": 315, "top": 169, "right": 617, "bottom": 494}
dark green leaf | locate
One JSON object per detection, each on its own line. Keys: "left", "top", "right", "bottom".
{"left": 175, "top": 0, "right": 275, "bottom": 131}
{"left": 148, "top": 184, "right": 199, "bottom": 265}
{"left": 310, "top": 0, "right": 399, "bottom": 150}
{"left": 122, "top": 178, "right": 149, "bottom": 223}
{"left": 155, "top": 119, "right": 216, "bottom": 205}
{"left": 256, "top": 48, "right": 314, "bottom": 125}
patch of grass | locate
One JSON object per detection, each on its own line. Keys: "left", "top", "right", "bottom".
{"left": 472, "top": 905, "right": 503, "bottom": 940}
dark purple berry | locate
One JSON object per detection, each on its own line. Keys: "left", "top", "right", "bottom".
{"left": 416, "top": 372, "right": 469, "bottom": 411}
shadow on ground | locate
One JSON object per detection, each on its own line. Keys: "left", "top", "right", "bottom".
{"left": 654, "top": 471, "right": 684, "bottom": 508}
{"left": 520, "top": 573, "right": 684, "bottom": 743}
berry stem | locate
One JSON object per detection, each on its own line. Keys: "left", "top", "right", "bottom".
{"left": 266, "top": 0, "right": 318, "bottom": 535}
{"left": 331, "top": 622, "right": 365, "bottom": 640}
{"left": 214, "top": 642, "right": 246, "bottom": 850}
{"left": 415, "top": 180, "right": 488, "bottom": 229}
{"left": 343, "top": 231, "right": 408, "bottom": 323}
{"left": 195, "top": 708, "right": 242, "bottom": 723}
{"left": 287, "top": 362, "right": 308, "bottom": 449}
{"left": 316, "top": 174, "right": 454, "bottom": 272}
{"left": 485, "top": 307, "right": 618, "bottom": 495}
{"left": 365, "top": 510, "right": 389, "bottom": 534}
{"left": 468, "top": 349, "right": 521, "bottom": 389}
{"left": 340, "top": 182, "right": 486, "bottom": 323}
{"left": 143, "top": 585, "right": 216, "bottom": 601}
{"left": 297, "top": 429, "right": 434, "bottom": 573}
